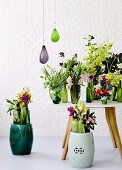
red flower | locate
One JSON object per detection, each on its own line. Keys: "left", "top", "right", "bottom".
{"left": 96, "top": 89, "right": 102, "bottom": 95}
{"left": 102, "top": 89, "right": 108, "bottom": 96}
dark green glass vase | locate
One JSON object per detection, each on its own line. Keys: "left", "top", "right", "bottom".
{"left": 86, "top": 83, "right": 94, "bottom": 103}
{"left": 70, "top": 85, "right": 81, "bottom": 104}
{"left": 10, "top": 124, "right": 33, "bottom": 155}
{"left": 117, "top": 81, "right": 122, "bottom": 102}
{"left": 49, "top": 90, "right": 61, "bottom": 104}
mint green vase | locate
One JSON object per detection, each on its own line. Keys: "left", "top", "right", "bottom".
{"left": 10, "top": 124, "right": 33, "bottom": 155}
{"left": 69, "top": 132, "right": 95, "bottom": 169}
{"left": 72, "top": 119, "right": 78, "bottom": 133}
{"left": 78, "top": 120, "right": 84, "bottom": 133}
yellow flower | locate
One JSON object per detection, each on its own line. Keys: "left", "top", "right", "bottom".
{"left": 81, "top": 103, "right": 87, "bottom": 113}
{"left": 77, "top": 101, "right": 87, "bottom": 113}
{"left": 17, "top": 88, "right": 32, "bottom": 106}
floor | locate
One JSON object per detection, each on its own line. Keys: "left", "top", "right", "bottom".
{"left": 0, "top": 137, "right": 122, "bottom": 170}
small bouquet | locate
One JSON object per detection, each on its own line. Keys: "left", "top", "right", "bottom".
{"left": 41, "top": 66, "right": 68, "bottom": 104}
{"left": 95, "top": 75, "right": 113, "bottom": 104}
{"left": 68, "top": 101, "right": 96, "bottom": 133}
{"left": 6, "top": 88, "right": 32, "bottom": 124}
{"left": 59, "top": 53, "right": 83, "bottom": 87}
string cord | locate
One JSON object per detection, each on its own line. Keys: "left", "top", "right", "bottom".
{"left": 43, "top": 0, "right": 45, "bottom": 44}
{"left": 54, "top": 0, "right": 56, "bottom": 27}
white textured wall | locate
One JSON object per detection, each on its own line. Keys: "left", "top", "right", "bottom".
{"left": 0, "top": 0, "right": 122, "bottom": 136}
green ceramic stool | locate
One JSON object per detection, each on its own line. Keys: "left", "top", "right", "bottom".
{"left": 10, "top": 124, "right": 33, "bottom": 155}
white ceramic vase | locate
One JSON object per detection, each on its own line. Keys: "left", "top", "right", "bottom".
{"left": 69, "top": 132, "right": 95, "bottom": 169}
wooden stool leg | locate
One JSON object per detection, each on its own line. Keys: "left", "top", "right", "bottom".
{"left": 61, "top": 116, "right": 73, "bottom": 160}
{"left": 108, "top": 107, "right": 122, "bottom": 158}
{"left": 62, "top": 117, "right": 70, "bottom": 148}
{"left": 105, "top": 108, "right": 117, "bottom": 148}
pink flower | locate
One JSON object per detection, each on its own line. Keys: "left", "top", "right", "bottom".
{"left": 88, "top": 117, "right": 93, "bottom": 121}
{"left": 86, "top": 120, "right": 90, "bottom": 124}
{"left": 66, "top": 76, "right": 73, "bottom": 86}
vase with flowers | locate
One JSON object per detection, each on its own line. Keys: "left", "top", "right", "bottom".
{"left": 68, "top": 102, "right": 96, "bottom": 168}
{"left": 95, "top": 75, "right": 113, "bottom": 104}
{"left": 59, "top": 52, "right": 68, "bottom": 103}
{"left": 106, "top": 73, "right": 122, "bottom": 102}
{"left": 41, "top": 66, "right": 68, "bottom": 104}
{"left": 6, "top": 88, "right": 33, "bottom": 155}
{"left": 60, "top": 53, "right": 83, "bottom": 104}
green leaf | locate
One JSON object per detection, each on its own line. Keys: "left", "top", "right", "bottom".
{"left": 6, "top": 99, "right": 15, "bottom": 105}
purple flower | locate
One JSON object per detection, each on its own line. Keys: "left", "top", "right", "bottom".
{"left": 68, "top": 107, "right": 76, "bottom": 116}
{"left": 108, "top": 84, "right": 113, "bottom": 90}
{"left": 22, "top": 93, "right": 29, "bottom": 105}
{"left": 102, "top": 75, "right": 106, "bottom": 81}
{"left": 59, "top": 52, "right": 65, "bottom": 57}
{"left": 100, "top": 80, "right": 105, "bottom": 86}
{"left": 89, "top": 75, "right": 94, "bottom": 80}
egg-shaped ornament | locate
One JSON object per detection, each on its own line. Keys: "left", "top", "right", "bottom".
{"left": 39, "top": 45, "right": 49, "bottom": 64}
{"left": 51, "top": 28, "right": 60, "bottom": 43}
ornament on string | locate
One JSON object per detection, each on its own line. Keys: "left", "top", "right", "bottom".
{"left": 51, "top": 0, "right": 60, "bottom": 43}
{"left": 39, "top": 0, "right": 49, "bottom": 64}
{"left": 39, "top": 45, "right": 49, "bottom": 64}
{"left": 51, "top": 27, "right": 60, "bottom": 43}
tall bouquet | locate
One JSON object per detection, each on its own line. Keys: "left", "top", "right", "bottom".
{"left": 6, "top": 88, "right": 32, "bottom": 124}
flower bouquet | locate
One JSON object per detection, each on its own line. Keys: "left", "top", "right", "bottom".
{"left": 95, "top": 75, "right": 113, "bottom": 104}
{"left": 41, "top": 66, "right": 68, "bottom": 104}
{"left": 59, "top": 53, "right": 83, "bottom": 104}
{"left": 6, "top": 88, "right": 33, "bottom": 155}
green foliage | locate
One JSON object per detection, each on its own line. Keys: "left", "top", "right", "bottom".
{"left": 41, "top": 66, "right": 68, "bottom": 91}
{"left": 83, "top": 35, "right": 113, "bottom": 76}
{"left": 60, "top": 54, "right": 83, "bottom": 85}
{"left": 6, "top": 99, "right": 20, "bottom": 114}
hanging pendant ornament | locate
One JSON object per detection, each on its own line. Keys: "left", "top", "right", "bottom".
{"left": 51, "top": 28, "right": 60, "bottom": 43}
{"left": 39, "top": 0, "right": 49, "bottom": 64}
{"left": 51, "top": 0, "right": 60, "bottom": 43}
{"left": 40, "top": 45, "right": 49, "bottom": 64}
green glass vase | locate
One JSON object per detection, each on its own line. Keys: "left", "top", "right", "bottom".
{"left": 51, "top": 28, "right": 60, "bottom": 42}
{"left": 61, "top": 84, "right": 68, "bottom": 103}
{"left": 86, "top": 82, "right": 95, "bottom": 103}
{"left": 86, "top": 83, "right": 94, "bottom": 103}
{"left": 70, "top": 85, "right": 81, "bottom": 104}
{"left": 101, "top": 98, "right": 108, "bottom": 104}
{"left": 49, "top": 89, "right": 61, "bottom": 104}
{"left": 117, "top": 80, "right": 122, "bottom": 102}
{"left": 10, "top": 124, "right": 33, "bottom": 155}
